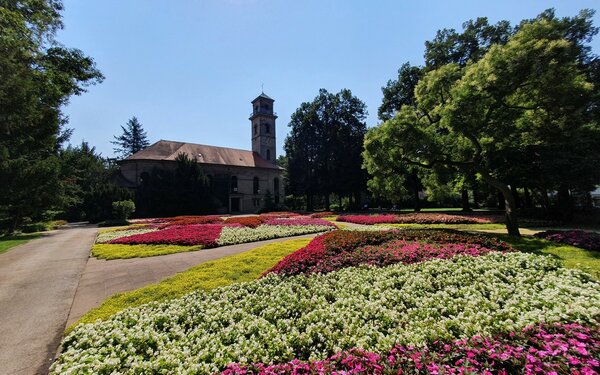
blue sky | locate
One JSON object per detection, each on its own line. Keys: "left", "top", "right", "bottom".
{"left": 58, "top": 0, "right": 599, "bottom": 158}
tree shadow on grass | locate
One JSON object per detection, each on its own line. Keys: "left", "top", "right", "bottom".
{"left": 0, "top": 233, "right": 43, "bottom": 255}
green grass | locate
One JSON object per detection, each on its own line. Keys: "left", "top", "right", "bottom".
{"left": 0, "top": 233, "right": 42, "bottom": 255}
{"left": 92, "top": 243, "right": 204, "bottom": 259}
{"left": 70, "top": 238, "right": 312, "bottom": 330}
{"left": 497, "top": 235, "right": 600, "bottom": 279}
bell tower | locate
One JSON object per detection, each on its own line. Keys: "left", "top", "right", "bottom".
{"left": 250, "top": 92, "right": 277, "bottom": 163}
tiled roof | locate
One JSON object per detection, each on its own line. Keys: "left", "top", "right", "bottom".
{"left": 252, "top": 92, "right": 273, "bottom": 102}
{"left": 121, "top": 140, "right": 280, "bottom": 170}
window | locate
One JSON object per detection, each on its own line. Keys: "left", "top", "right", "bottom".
{"left": 266, "top": 149, "right": 271, "bottom": 160}
{"left": 207, "top": 175, "right": 213, "bottom": 192}
{"left": 265, "top": 124, "right": 270, "bottom": 133}
{"left": 230, "top": 176, "right": 238, "bottom": 193}
{"left": 253, "top": 176, "right": 259, "bottom": 194}
{"left": 253, "top": 124, "right": 257, "bottom": 135}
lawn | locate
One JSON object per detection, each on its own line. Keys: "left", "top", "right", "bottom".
{"left": 70, "top": 238, "right": 312, "bottom": 329}
{"left": 499, "top": 234, "right": 600, "bottom": 279}
{"left": 0, "top": 233, "right": 42, "bottom": 255}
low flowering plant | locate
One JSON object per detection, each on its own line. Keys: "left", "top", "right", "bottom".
{"left": 267, "top": 229, "right": 513, "bottom": 276}
{"left": 52, "top": 253, "right": 600, "bottom": 374}
{"left": 109, "top": 224, "right": 230, "bottom": 247}
{"left": 224, "top": 216, "right": 264, "bottom": 228}
{"left": 337, "top": 213, "right": 493, "bottom": 225}
{"left": 222, "top": 323, "right": 600, "bottom": 375}
{"left": 157, "top": 215, "right": 225, "bottom": 227}
{"left": 534, "top": 230, "right": 600, "bottom": 251}
{"left": 217, "top": 224, "right": 334, "bottom": 246}
{"left": 310, "top": 211, "right": 336, "bottom": 218}
{"left": 263, "top": 217, "right": 336, "bottom": 227}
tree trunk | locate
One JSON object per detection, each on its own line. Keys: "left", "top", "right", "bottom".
{"left": 324, "top": 194, "right": 330, "bottom": 211}
{"left": 523, "top": 186, "right": 533, "bottom": 209}
{"left": 461, "top": 188, "right": 472, "bottom": 212}
{"left": 411, "top": 170, "right": 421, "bottom": 212}
{"left": 472, "top": 188, "right": 479, "bottom": 209}
{"left": 497, "top": 191, "right": 505, "bottom": 210}
{"left": 557, "top": 185, "right": 573, "bottom": 222}
{"left": 511, "top": 185, "right": 521, "bottom": 208}
{"left": 338, "top": 195, "right": 343, "bottom": 211}
{"left": 306, "top": 193, "right": 313, "bottom": 211}
{"left": 476, "top": 167, "right": 520, "bottom": 236}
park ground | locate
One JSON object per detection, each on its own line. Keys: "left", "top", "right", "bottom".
{"left": 0, "top": 214, "right": 598, "bottom": 374}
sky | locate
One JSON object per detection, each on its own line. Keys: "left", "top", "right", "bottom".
{"left": 57, "top": 0, "right": 600, "bottom": 159}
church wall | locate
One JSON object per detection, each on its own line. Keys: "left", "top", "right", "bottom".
{"left": 118, "top": 160, "right": 284, "bottom": 214}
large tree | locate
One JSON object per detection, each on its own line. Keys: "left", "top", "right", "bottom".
{"left": 0, "top": 0, "right": 103, "bottom": 231}
{"left": 112, "top": 116, "right": 150, "bottom": 158}
{"left": 285, "top": 89, "right": 367, "bottom": 211}
{"left": 364, "top": 10, "right": 599, "bottom": 236}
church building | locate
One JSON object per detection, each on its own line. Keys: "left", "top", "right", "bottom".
{"left": 116, "top": 93, "right": 284, "bottom": 214}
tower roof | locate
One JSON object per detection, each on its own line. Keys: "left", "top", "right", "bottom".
{"left": 251, "top": 92, "right": 273, "bottom": 102}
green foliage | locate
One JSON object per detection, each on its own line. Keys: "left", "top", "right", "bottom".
{"left": 0, "top": 0, "right": 103, "bottom": 231}
{"left": 285, "top": 89, "right": 368, "bottom": 210}
{"left": 73, "top": 238, "right": 310, "bottom": 327}
{"left": 84, "top": 183, "right": 133, "bottom": 223}
{"left": 92, "top": 243, "right": 203, "bottom": 260}
{"left": 112, "top": 200, "right": 135, "bottom": 220}
{"left": 365, "top": 10, "right": 600, "bottom": 236}
{"left": 0, "top": 233, "right": 42, "bottom": 254}
{"left": 111, "top": 116, "right": 150, "bottom": 158}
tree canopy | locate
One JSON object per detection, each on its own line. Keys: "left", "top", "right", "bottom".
{"left": 112, "top": 116, "right": 150, "bottom": 158}
{"left": 0, "top": 0, "right": 103, "bottom": 231}
{"left": 285, "top": 89, "right": 368, "bottom": 211}
{"left": 365, "top": 9, "right": 600, "bottom": 236}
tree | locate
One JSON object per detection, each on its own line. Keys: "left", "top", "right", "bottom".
{"left": 0, "top": 0, "right": 103, "bottom": 231}
{"left": 285, "top": 89, "right": 368, "bottom": 211}
{"left": 364, "top": 11, "right": 598, "bottom": 236}
{"left": 112, "top": 116, "right": 150, "bottom": 158}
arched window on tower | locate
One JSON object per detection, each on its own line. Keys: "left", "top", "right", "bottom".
{"left": 253, "top": 177, "right": 259, "bottom": 194}
{"left": 253, "top": 124, "right": 257, "bottom": 135}
{"left": 266, "top": 149, "right": 271, "bottom": 160}
{"left": 265, "top": 124, "right": 270, "bottom": 134}
{"left": 231, "top": 176, "right": 238, "bottom": 193}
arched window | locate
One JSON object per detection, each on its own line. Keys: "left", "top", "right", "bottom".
{"left": 265, "top": 124, "right": 270, "bottom": 134}
{"left": 231, "top": 176, "right": 238, "bottom": 192}
{"left": 266, "top": 149, "right": 271, "bottom": 160}
{"left": 253, "top": 124, "right": 257, "bottom": 135}
{"left": 253, "top": 177, "right": 259, "bottom": 194}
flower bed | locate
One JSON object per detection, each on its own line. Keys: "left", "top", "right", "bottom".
{"left": 223, "top": 323, "right": 600, "bottom": 374}
{"left": 259, "top": 211, "right": 301, "bottom": 220}
{"left": 267, "top": 229, "right": 513, "bottom": 276}
{"left": 310, "top": 211, "right": 336, "bottom": 218}
{"left": 52, "top": 252, "right": 600, "bottom": 374}
{"left": 109, "top": 224, "right": 227, "bottom": 247}
{"left": 158, "top": 215, "right": 225, "bottom": 227}
{"left": 223, "top": 216, "right": 264, "bottom": 228}
{"left": 337, "top": 214, "right": 398, "bottom": 225}
{"left": 534, "top": 230, "right": 600, "bottom": 251}
{"left": 263, "top": 217, "right": 336, "bottom": 227}
{"left": 217, "top": 224, "right": 334, "bottom": 246}
{"left": 96, "top": 227, "right": 159, "bottom": 243}
{"left": 337, "top": 213, "right": 493, "bottom": 225}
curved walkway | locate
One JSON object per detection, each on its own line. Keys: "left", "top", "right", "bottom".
{"left": 0, "top": 224, "right": 98, "bottom": 375}
{"left": 66, "top": 233, "right": 319, "bottom": 327}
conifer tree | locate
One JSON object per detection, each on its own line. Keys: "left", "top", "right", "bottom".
{"left": 112, "top": 116, "right": 150, "bottom": 157}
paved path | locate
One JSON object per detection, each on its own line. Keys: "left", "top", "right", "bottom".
{"left": 67, "top": 233, "right": 319, "bottom": 327}
{"left": 0, "top": 224, "right": 98, "bottom": 375}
